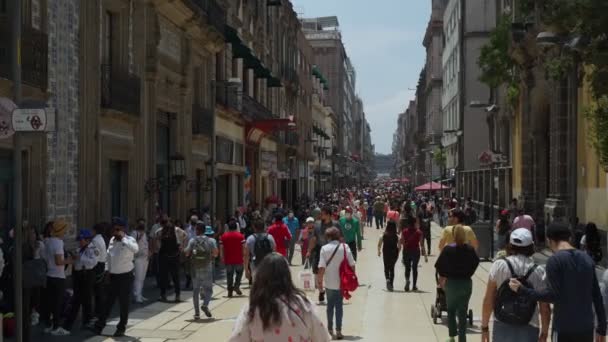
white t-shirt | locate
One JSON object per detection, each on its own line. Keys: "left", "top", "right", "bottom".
{"left": 488, "top": 254, "right": 546, "bottom": 327}
{"left": 45, "top": 237, "right": 66, "bottom": 279}
{"left": 318, "top": 241, "right": 355, "bottom": 290}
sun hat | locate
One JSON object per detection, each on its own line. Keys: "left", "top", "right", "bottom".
{"left": 204, "top": 226, "right": 215, "bottom": 236}
{"left": 51, "top": 220, "right": 68, "bottom": 237}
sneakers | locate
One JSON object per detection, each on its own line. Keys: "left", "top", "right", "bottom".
{"left": 194, "top": 313, "right": 200, "bottom": 320}
{"left": 328, "top": 330, "right": 335, "bottom": 339}
{"left": 235, "top": 288, "right": 243, "bottom": 296}
{"left": 412, "top": 286, "right": 419, "bottom": 292}
{"left": 174, "top": 296, "right": 182, "bottom": 303}
{"left": 201, "top": 305, "right": 212, "bottom": 318}
{"left": 31, "top": 312, "right": 40, "bottom": 326}
{"left": 336, "top": 331, "right": 344, "bottom": 340}
{"left": 50, "top": 327, "right": 70, "bottom": 336}
{"left": 159, "top": 295, "right": 168, "bottom": 302}
{"left": 113, "top": 329, "right": 126, "bottom": 337}
{"left": 227, "top": 291, "right": 233, "bottom": 298}
{"left": 386, "top": 280, "right": 393, "bottom": 292}
{"left": 405, "top": 281, "right": 411, "bottom": 292}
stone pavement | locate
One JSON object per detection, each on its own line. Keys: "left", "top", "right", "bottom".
{"left": 34, "top": 222, "right": 494, "bottom": 341}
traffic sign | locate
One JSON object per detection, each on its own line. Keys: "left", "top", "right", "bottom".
{"left": 12, "top": 108, "right": 54, "bottom": 132}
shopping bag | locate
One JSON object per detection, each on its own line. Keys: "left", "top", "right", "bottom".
{"left": 299, "top": 259, "right": 314, "bottom": 292}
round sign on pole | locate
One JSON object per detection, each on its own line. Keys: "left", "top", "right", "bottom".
{"left": 12, "top": 108, "right": 47, "bottom": 132}
{"left": 0, "top": 97, "right": 17, "bottom": 139}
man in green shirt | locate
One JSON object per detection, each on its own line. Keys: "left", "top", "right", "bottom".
{"left": 339, "top": 207, "right": 362, "bottom": 261}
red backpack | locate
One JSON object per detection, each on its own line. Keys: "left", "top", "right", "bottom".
{"left": 338, "top": 243, "right": 359, "bottom": 299}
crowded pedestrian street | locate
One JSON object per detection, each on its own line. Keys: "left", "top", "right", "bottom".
{"left": 33, "top": 222, "right": 489, "bottom": 342}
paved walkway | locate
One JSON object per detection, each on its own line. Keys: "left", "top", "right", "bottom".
{"left": 36, "top": 222, "right": 493, "bottom": 341}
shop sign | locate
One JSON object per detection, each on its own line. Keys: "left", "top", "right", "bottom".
{"left": 12, "top": 108, "right": 54, "bottom": 132}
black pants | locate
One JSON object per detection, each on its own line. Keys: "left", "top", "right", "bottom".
{"left": 23, "top": 287, "right": 32, "bottom": 342}
{"left": 41, "top": 276, "right": 66, "bottom": 329}
{"left": 403, "top": 251, "right": 421, "bottom": 287}
{"left": 159, "top": 255, "right": 180, "bottom": 298}
{"left": 554, "top": 331, "right": 594, "bottom": 342}
{"left": 421, "top": 229, "right": 431, "bottom": 254}
{"left": 64, "top": 269, "right": 95, "bottom": 330}
{"left": 347, "top": 241, "right": 358, "bottom": 261}
{"left": 96, "top": 272, "right": 133, "bottom": 332}
{"left": 226, "top": 264, "right": 244, "bottom": 291}
{"left": 374, "top": 213, "right": 384, "bottom": 229}
{"left": 383, "top": 254, "right": 398, "bottom": 284}
{"left": 93, "top": 262, "right": 106, "bottom": 319}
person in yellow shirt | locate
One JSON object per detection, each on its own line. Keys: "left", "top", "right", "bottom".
{"left": 438, "top": 208, "right": 479, "bottom": 253}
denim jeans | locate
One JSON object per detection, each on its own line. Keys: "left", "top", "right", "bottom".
{"left": 403, "top": 250, "right": 421, "bottom": 287}
{"left": 374, "top": 213, "right": 384, "bottom": 229}
{"left": 193, "top": 268, "right": 213, "bottom": 312}
{"left": 492, "top": 320, "right": 539, "bottom": 342}
{"left": 225, "top": 264, "right": 244, "bottom": 292}
{"left": 326, "top": 289, "right": 343, "bottom": 331}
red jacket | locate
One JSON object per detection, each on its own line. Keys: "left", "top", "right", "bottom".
{"left": 267, "top": 221, "right": 292, "bottom": 257}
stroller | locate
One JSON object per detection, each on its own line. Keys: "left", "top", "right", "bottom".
{"left": 430, "top": 276, "right": 474, "bottom": 325}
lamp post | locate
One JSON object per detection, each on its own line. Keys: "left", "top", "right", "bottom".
{"left": 470, "top": 101, "right": 499, "bottom": 258}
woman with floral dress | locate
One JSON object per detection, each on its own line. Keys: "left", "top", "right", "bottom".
{"left": 229, "top": 253, "right": 331, "bottom": 342}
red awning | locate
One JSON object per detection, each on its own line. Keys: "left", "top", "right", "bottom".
{"left": 246, "top": 117, "right": 295, "bottom": 144}
{"left": 414, "top": 181, "right": 450, "bottom": 192}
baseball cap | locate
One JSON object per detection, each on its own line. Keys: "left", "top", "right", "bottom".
{"left": 509, "top": 228, "right": 533, "bottom": 247}
{"left": 306, "top": 217, "right": 315, "bottom": 223}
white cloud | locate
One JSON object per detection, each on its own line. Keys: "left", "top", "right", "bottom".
{"left": 366, "top": 88, "right": 415, "bottom": 154}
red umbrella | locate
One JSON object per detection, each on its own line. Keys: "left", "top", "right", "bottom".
{"left": 414, "top": 181, "right": 450, "bottom": 192}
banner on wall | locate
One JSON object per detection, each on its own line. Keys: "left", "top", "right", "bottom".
{"left": 244, "top": 166, "right": 252, "bottom": 206}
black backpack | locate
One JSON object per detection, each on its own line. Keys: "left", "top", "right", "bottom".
{"left": 253, "top": 234, "right": 273, "bottom": 266}
{"left": 494, "top": 258, "right": 538, "bottom": 325}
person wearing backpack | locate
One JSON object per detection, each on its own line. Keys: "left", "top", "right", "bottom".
{"left": 510, "top": 223, "right": 607, "bottom": 342}
{"left": 317, "top": 227, "right": 356, "bottom": 340}
{"left": 245, "top": 219, "right": 276, "bottom": 280}
{"left": 481, "top": 228, "right": 551, "bottom": 342}
{"left": 184, "top": 223, "right": 218, "bottom": 319}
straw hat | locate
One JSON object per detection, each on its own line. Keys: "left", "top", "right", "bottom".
{"left": 51, "top": 220, "right": 68, "bottom": 237}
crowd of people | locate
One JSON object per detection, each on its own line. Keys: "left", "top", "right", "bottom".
{"left": 1, "top": 180, "right": 608, "bottom": 342}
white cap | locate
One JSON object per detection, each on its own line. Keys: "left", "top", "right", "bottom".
{"left": 510, "top": 228, "right": 533, "bottom": 247}
{"left": 306, "top": 217, "right": 315, "bottom": 223}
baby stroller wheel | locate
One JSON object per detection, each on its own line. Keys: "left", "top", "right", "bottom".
{"left": 468, "top": 309, "right": 474, "bottom": 326}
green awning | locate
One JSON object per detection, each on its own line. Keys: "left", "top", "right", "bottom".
{"left": 312, "top": 66, "right": 329, "bottom": 88}
{"left": 267, "top": 76, "right": 282, "bottom": 88}
{"left": 313, "top": 125, "right": 330, "bottom": 140}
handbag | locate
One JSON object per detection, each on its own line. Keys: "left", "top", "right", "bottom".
{"left": 338, "top": 243, "right": 359, "bottom": 299}
{"left": 298, "top": 259, "right": 314, "bottom": 292}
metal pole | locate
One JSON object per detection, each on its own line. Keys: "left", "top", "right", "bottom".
{"left": 12, "top": 0, "right": 24, "bottom": 341}
{"left": 490, "top": 162, "right": 495, "bottom": 258}
{"left": 210, "top": 81, "right": 216, "bottom": 223}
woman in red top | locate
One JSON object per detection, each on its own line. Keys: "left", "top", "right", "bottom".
{"left": 267, "top": 213, "right": 292, "bottom": 257}
{"left": 400, "top": 216, "right": 427, "bottom": 292}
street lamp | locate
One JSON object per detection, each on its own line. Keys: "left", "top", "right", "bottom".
{"left": 469, "top": 101, "right": 500, "bottom": 258}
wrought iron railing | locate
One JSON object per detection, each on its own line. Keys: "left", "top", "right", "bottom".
{"left": 242, "top": 94, "right": 274, "bottom": 121}
{"left": 192, "top": 103, "right": 214, "bottom": 136}
{"left": 187, "top": 0, "right": 226, "bottom": 36}
{"left": 0, "top": 24, "right": 48, "bottom": 90}
{"left": 100, "top": 64, "right": 141, "bottom": 115}
{"left": 215, "top": 81, "right": 242, "bottom": 111}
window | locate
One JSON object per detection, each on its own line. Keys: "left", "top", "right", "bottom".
{"left": 110, "top": 160, "right": 128, "bottom": 218}
{"left": 103, "top": 11, "right": 114, "bottom": 66}
{"left": 217, "top": 137, "right": 234, "bottom": 164}
{"left": 234, "top": 143, "right": 244, "bottom": 166}
{"left": 0, "top": 0, "right": 6, "bottom": 13}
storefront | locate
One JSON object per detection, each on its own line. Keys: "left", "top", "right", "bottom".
{"left": 215, "top": 116, "right": 245, "bottom": 222}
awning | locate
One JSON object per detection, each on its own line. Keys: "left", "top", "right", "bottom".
{"left": 246, "top": 117, "right": 295, "bottom": 145}
{"left": 414, "top": 181, "right": 450, "bottom": 192}
{"left": 312, "top": 125, "right": 330, "bottom": 140}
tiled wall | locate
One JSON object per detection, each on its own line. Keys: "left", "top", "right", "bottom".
{"left": 46, "top": 0, "right": 80, "bottom": 234}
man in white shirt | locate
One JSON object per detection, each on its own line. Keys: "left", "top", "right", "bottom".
{"left": 317, "top": 227, "right": 356, "bottom": 340}
{"left": 131, "top": 218, "right": 150, "bottom": 303}
{"left": 92, "top": 218, "right": 138, "bottom": 337}
{"left": 91, "top": 223, "right": 107, "bottom": 321}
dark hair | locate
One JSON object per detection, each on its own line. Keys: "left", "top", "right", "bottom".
{"left": 253, "top": 219, "right": 265, "bottom": 232}
{"left": 43, "top": 221, "right": 54, "bottom": 238}
{"left": 248, "top": 253, "right": 308, "bottom": 330}
{"left": 450, "top": 209, "right": 466, "bottom": 224}
{"left": 325, "top": 227, "right": 341, "bottom": 241}
{"left": 228, "top": 221, "right": 238, "bottom": 231}
{"left": 274, "top": 213, "right": 284, "bottom": 222}
{"left": 506, "top": 243, "right": 535, "bottom": 257}
{"left": 546, "top": 222, "right": 572, "bottom": 242}
{"left": 321, "top": 205, "right": 333, "bottom": 216}
{"left": 385, "top": 221, "right": 397, "bottom": 236}
{"left": 585, "top": 222, "right": 601, "bottom": 251}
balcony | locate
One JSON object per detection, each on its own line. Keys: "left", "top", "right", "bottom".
{"left": 215, "top": 81, "right": 242, "bottom": 112}
{"left": 100, "top": 64, "right": 141, "bottom": 115}
{"left": 242, "top": 94, "right": 275, "bottom": 121}
{"left": 192, "top": 103, "right": 214, "bottom": 136}
{"left": 187, "top": 0, "right": 226, "bottom": 36}
{"left": 0, "top": 24, "right": 48, "bottom": 90}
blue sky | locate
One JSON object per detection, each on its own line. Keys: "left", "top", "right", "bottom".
{"left": 291, "top": 0, "right": 430, "bottom": 154}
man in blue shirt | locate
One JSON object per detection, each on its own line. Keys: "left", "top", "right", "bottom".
{"left": 510, "top": 223, "right": 606, "bottom": 342}
{"left": 283, "top": 209, "right": 300, "bottom": 265}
